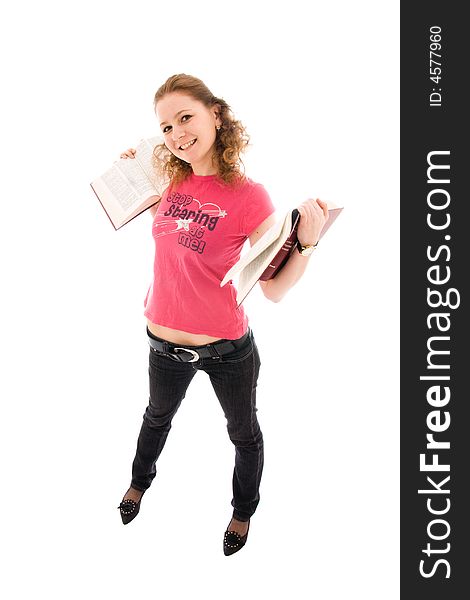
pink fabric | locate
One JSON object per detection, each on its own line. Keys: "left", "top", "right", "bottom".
{"left": 144, "top": 173, "right": 276, "bottom": 339}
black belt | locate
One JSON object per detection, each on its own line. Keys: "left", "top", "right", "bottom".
{"left": 147, "top": 327, "right": 250, "bottom": 363}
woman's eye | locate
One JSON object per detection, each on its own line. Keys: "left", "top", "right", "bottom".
{"left": 162, "top": 125, "right": 171, "bottom": 134}
{"left": 181, "top": 114, "right": 192, "bottom": 122}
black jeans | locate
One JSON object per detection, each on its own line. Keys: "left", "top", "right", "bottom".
{"left": 130, "top": 327, "right": 263, "bottom": 522}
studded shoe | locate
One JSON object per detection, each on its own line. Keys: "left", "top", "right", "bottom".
{"left": 223, "top": 519, "right": 250, "bottom": 556}
{"left": 117, "top": 488, "right": 145, "bottom": 525}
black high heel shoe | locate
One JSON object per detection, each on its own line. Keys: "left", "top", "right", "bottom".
{"left": 117, "top": 488, "right": 146, "bottom": 525}
{"left": 223, "top": 519, "right": 250, "bottom": 556}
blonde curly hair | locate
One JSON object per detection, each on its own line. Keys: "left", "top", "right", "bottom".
{"left": 152, "top": 74, "right": 250, "bottom": 189}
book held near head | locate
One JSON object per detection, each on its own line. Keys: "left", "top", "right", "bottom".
{"left": 90, "top": 136, "right": 167, "bottom": 230}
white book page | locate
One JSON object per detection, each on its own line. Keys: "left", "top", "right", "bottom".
{"left": 235, "top": 242, "right": 280, "bottom": 302}
{"left": 91, "top": 161, "right": 159, "bottom": 227}
{"left": 220, "top": 211, "right": 291, "bottom": 287}
{"left": 134, "top": 136, "right": 168, "bottom": 194}
{"left": 93, "top": 158, "right": 158, "bottom": 215}
{"left": 91, "top": 167, "right": 139, "bottom": 227}
{"left": 114, "top": 157, "right": 159, "bottom": 201}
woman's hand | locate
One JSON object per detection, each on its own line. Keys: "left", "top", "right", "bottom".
{"left": 296, "top": 198, "right": 329, "bottom": 246}
{"left": 120, "top": 148, "right": 136, "bottom": 159}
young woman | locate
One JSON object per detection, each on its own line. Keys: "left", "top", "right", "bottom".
{"left": 117, "top": 73, "right": 329, "bottom": 556}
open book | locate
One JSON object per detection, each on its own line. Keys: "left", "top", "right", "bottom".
{"left": 90, "top": 136, "right": 168, "bottom": 229}
{"left": 220, "top": 202, "right": 343, "bottom": 306}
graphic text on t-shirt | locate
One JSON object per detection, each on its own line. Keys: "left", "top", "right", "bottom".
{"left": 153, "top": 191, "right": 227, "bottom": 255}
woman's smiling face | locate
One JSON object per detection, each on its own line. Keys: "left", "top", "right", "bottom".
{"left": 156, "top": 92, "right": 221, "bottom": 175}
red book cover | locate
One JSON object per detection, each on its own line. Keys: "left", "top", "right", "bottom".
{"left": 259, "top": 210, "right": 300, "bottom": 281}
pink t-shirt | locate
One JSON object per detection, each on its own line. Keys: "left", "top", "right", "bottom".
{"left": 144, "top": 172, "right": 276, "bottom": 339}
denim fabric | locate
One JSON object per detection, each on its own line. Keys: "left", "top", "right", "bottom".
{"left": 130, "top": 327, "right": 263, "bottom": 522}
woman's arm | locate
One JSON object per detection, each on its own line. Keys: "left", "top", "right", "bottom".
{"left": 248, "top": 198, "right": 329, "bottom": 303}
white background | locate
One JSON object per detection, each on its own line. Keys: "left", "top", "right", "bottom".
{"left": 1, "top": 1, "right": 399, "bottom": 598}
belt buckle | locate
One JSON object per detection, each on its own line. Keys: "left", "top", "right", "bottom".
{"left": 173, "top": 347, "right": 200, "bottom": 363}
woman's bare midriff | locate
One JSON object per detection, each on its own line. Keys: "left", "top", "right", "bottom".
{"left": 147, "top": 320, "right": 222, "bottom": 346}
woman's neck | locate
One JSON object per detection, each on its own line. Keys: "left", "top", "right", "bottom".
{"left": 191, "top": 166, "right": 218, "bottom": 176}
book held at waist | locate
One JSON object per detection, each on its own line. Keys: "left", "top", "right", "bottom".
{"left": 220, "top": 202, "right": 343, "bottom": 306}
{"left": 90, "top": 136, "right": 168, "bottom": 229}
